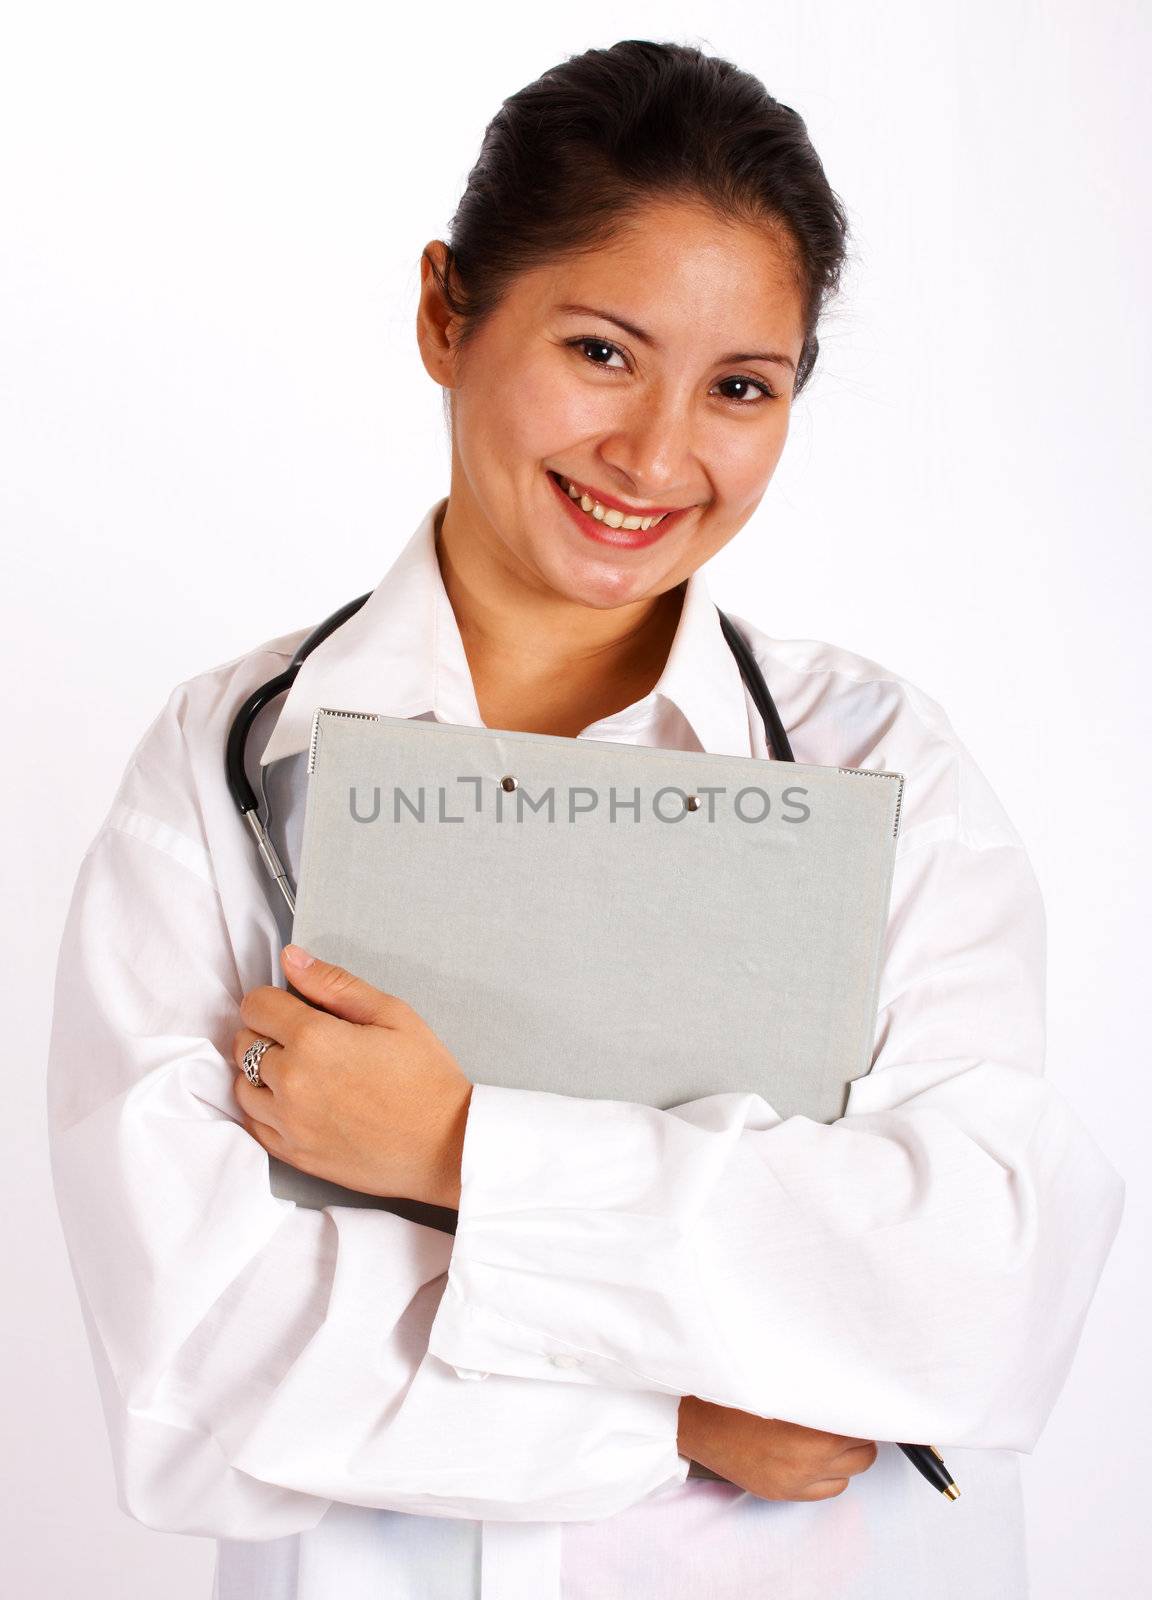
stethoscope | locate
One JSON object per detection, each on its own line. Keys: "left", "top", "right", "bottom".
{"left": 226, "top": 593, "right": 794, "bottom": 917}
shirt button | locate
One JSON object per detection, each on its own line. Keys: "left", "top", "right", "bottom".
{"left": 549, "top": 1353, "right": 583, "bottom": 1369}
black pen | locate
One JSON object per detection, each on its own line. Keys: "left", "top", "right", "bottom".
{"left": 899, "top": 1442, "right": 960, "bottom": 1499}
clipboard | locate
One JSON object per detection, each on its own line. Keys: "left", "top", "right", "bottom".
{"left": 268, "top": 708, "right": 905, "bottom": 1228}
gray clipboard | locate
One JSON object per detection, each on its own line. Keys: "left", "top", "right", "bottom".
{"left": 269, "top": 708, "right": 904, "bottom": 1226}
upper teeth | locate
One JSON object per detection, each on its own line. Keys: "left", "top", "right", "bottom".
{"left": 559, "top": 476, "right": 669, "bottom": 530}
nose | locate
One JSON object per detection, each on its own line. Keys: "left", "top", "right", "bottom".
{"left": 595, "top": 384, "right": 699, "bottom": 508}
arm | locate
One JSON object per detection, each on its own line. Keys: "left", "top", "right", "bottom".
{"left": 46, "top": 693, "right": 686, "bottom": 1541}
{"left": 426, "top": 756, "right": 1127, "bottom": 1451}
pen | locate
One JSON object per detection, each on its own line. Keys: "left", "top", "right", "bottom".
{"left": 899, "top": 1442, "right": 960, "bottom": 1499}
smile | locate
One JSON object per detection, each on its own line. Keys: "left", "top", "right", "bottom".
{"left": 555, "top": 474, "right": 672, "bottom": 528}
{"left": 546, "top": 470, "right": 691, "bottom": 549}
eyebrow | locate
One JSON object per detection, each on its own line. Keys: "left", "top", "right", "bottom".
{"left": 555, "top": 302, "right": 797, "bottom": 375}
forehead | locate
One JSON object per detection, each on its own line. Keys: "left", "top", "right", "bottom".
{"left": 513, "top": 198, "right": 805, "bottom": 344}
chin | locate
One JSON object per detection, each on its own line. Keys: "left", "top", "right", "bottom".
{"left": 549, "top": 552, "right": 672, "bottom": 611}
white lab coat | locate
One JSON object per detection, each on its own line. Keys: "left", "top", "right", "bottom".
{"left": 47, "top": 495, "right": 1125, "bottom": 1599}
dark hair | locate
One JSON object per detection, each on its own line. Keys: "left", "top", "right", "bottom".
{"left": 425, "top": 38, "right": 851, "bottom": 401}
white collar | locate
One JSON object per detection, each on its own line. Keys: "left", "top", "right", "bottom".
{"left": 258, "top": 495, "right": 754, "bottom": 765}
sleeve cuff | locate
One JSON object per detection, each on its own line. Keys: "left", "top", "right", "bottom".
{"left": 425, "top": 1081, "right": 751, "bottom": 1392}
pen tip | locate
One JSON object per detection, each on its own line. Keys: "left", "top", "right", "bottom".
{"left": 943, "top": 1483, "right": 961, "bottom": 1501}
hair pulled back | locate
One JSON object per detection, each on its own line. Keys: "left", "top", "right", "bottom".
{"left": 425, "top": 38, "right": 850, "bottom": 398}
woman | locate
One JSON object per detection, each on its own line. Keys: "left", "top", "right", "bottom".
{"left": 47, "top": 38, "right": 1124, "bottom": 1600}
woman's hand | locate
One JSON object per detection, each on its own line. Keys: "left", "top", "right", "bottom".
{"left": 677, "top": 1395, "right": 879, "bottom": 1501}
{"left": 231, "top": 945, "right": 473, "bottom": 1208}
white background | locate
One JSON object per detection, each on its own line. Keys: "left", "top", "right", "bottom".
{"left": 3, "top": 2, "right": 1147, "bottom": 1594}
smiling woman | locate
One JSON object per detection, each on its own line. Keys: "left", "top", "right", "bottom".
{"left": 414, "top": 49, "right": 846, "bottom": 737}
{"left": 46, "top": 34, "right": 1124, "bottom": 1600}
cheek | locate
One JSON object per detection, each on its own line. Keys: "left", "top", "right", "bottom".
{"left": 495, "top": 354, "right": 617, "bottom": 456}
{"left": 514, "top": 367, "right": 599, "bottom": 450}
{"left": 721, "top": 406, "right": 792, "bottom": 488}
{"left": 457, "top": 364, "right": 560, "bottom": 481}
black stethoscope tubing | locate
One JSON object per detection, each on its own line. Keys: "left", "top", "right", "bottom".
{"left": 226, "top": 594, "right": 794, "bottom": 914}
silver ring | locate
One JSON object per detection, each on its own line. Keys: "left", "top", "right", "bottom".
{"left": 242, "top": 1037, "right": 275, "bottom": 1088}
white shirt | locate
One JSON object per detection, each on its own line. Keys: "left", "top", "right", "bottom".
{"left": 47, "top": 495, "right": 1125, "bottom": 1600}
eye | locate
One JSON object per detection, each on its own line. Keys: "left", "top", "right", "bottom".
{"left": 568, "top": 336, "right": 627, "bottom": 371}
{"left": 714, "top": 375, "right": 779, "bottom": 405}
{"left": 565, "top": 336, "right": 778, "bottom": 406}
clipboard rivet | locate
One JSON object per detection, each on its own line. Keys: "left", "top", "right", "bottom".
{"left": 685, "top": 794, "right": 701, "bottom": 811}
{"left": 500, "top": 774, "right": 518, "bottom": 792}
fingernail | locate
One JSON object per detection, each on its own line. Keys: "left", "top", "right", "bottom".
{"left": 283, "top": 944, "right": 315, "bottom": 969}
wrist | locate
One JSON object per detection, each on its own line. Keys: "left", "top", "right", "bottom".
{"left": 424, "top": 1081, "right": 473, "bottom": 1209}
{"left": 677, "top": 1394, "right": 705, "bottom": 1460}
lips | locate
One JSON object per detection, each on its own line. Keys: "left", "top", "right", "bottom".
{"left": 553, "top": 472, "right": 682, "bottom": 519}
{"left": 546, "top": 470, "right": 690, "bottom": 550}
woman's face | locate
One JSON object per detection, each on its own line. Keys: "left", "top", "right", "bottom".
{"left": 419, "top": 197, "right": 808, "bottom": 613}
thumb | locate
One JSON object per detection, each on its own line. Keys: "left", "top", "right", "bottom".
{"left": 281, "top": 944, "right": 400, "bottom": 1027}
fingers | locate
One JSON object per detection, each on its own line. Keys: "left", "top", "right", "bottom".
{"left": 790, "top": 1443, "right": 875, "bottom": 1502}
{"left": 784, "top": 1425, "right": 878, "bottom": 1470}
{"left": 277, "top": 947, "right": 410, "bottom": 1028}
{"left": 796, "top": 1432, "right": 878, "bottom": 1500}
{"left": 806, "top": 1478, "right": 851, "bottom": 1499}
{"left": 231, "top": 1028, "right": 288, "bottom": 1142}
{"left": 780, "top": 1421, "right": 870, "bottom": 1454}
{"left": 233, "top": 1086, "right": 287, "bottom": 1153}
{"left": 833, "top": 1439, "right": 879, "bottom": 1465}
{"left": 232, "top": 1024, "right": 285, "bottom": 1091}
{"left": 239, "top": 983, "right": 314, "bottom": 1042}
{"left": 815, "top": 1429, "right": 873, "bottom": 1452}
{"left": 837, "top": 1443, "right": 879, "bottom": 1477}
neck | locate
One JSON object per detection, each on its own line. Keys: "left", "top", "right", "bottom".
{"left": 434, "top": 502, "right": 685, "bottom": 738}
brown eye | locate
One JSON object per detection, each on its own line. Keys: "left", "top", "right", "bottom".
{"left": 714, "top": 375, "right": 777, "bottom": 405}
{"left": 568, "top": 336, "right": 627, "bottom": 369}
{"left": 566, "top": 335, "right": 777, "bottom": 406}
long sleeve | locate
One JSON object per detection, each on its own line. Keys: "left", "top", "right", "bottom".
{"left": 426, "top": 735, "right": 1127, "bottom": 1452}
{"left": 46, "top": 690, "right": 686, "bottom": 1542}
